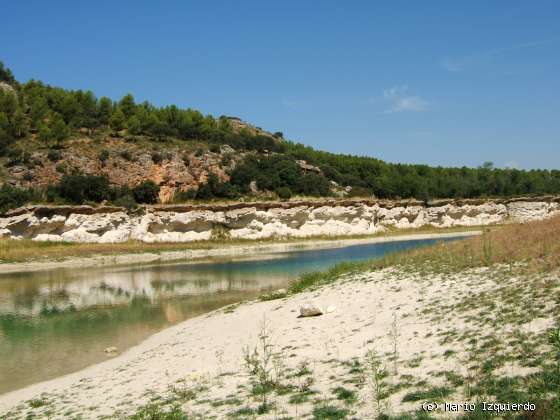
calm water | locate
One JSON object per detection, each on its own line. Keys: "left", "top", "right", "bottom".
{"left": 0, "top": 236, "right": 460, "bottom": 394}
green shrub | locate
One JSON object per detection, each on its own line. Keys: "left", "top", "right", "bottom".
{"left": 112, "top": 194, "right": 138, "bottom": 211}
{"left": 196, "top": 172, "right": 238, "bottom": 200}
{"left": 0, "top": 185, "right": 39, "bottom": 213}
{"left": 56, "top": 163, "right": 67, "bottom": 173}
{"left": 174, "top": 189, "right": 197, "bottom": 202}
{"left": 209, "top": 143, "right": 220, "bottom": 153}
{"left": 47, "top": 149, "right": 62, "bottom": 162}
{"left": 6, "top": 149, "right": 31, "bottom": 167}
{"left": 58, "top": 174, "right": 111, "bottom": 204}
{"left": 109, "top": 185, "right": 138, "bottom": 210}
{"left": 132, "top": 180, "right": 160, "bottom": 204}
{"left": 119, "top": 150, "right": 133, "bottom": 161}
{"left": 275, "top": 186, "right": 292, "bottom": 200}
{"left": 151, "top": 151, "right": 163, "bottom": 164}
{"left": 347, "top": 186, "right": 371, "bottom": 198}
{"left": 295, "top": 173, "right": 331, "bottom": 197}
{"left": 98, "top": 149, "right": 110, "bottom": 163}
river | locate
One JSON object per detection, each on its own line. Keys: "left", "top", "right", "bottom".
{"left": 0, "top": 235, "right": 461, "bottom": 394}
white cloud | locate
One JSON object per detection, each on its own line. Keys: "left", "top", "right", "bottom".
{"left": 382, "top": 86, "right": 429, "bottom": 113}
{"left": 441, "top": 38, "right": 560, "bottom": 72}
{"left": 441, "top": 58, "right": 467, "bottom": 72}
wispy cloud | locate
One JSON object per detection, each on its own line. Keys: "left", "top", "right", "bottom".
{"left": 382, "top": 86, "right": 429, "bottom": 113}
{"left": 441, "top": 38, "right": 560, "bottom": 72}
{"left": 281, "top": 98, "right": 314, "bottom": 111}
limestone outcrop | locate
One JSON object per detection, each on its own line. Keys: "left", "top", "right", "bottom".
{"left": 1, "top": 197, "right": 559, "bottom": 243}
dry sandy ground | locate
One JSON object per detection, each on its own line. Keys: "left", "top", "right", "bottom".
{"left": 0, "top": 231, "right": 479, "bottom": 274}
{"left": 1, "top": 260, "right": 556, "bottom": 419}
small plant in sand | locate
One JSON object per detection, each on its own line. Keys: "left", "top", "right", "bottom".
{"left": 215, "top": 349, "right": 225, "bottom": 376}
{"left": 285, "top": 360, "right": 316, "bottom": 417}
{"left": 482, "top": 228, "right": 493, "bottom": 266}
{"left": 168, "top": 375, "right": 209, "bottom": 403}
{"left": 130, "top": 402, "right": 186, "bottom": 419}
{"left": 389, "top": 312, "right": 400, "bottom": 375}
{"left": 549, "top": 327, "right": 560, "bottom": 389}
{"left": 243, "top": 317, "right": 284, "bottom": 413}
{"left": 364, "top": 348, "right": 390, "bottom": 416}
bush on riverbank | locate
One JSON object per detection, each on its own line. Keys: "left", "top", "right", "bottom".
{"left": 0, "top": 184, "right": 40, "bottom": 213}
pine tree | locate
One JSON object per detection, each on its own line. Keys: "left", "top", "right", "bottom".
{"left": 11, "top": 108, "right": 28, "bottom": 137}
{"left": 98, "top": 97, "right": 113, "bottom": 126}
{"left": 50, "top": 113, "right": 69, "bottom": 143}
{"left": 109, "top": 108, "right": 126, "bottom": 132}
{"left": 118, "top": 94, "right": 136, "bottom": 118}
{"left": 0, "top": 61, "right": 16, "bottom": 84}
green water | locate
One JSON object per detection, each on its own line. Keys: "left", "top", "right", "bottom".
{"left": 0, "top": 236, "right": 460, "bottom": 394}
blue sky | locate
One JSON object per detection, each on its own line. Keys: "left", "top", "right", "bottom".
{"left": 2, "top": 1, "right": 559, "bottom": 169}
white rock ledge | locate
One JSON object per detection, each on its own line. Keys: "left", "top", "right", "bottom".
{"left": 0, "top": 198, "right": 558, "bottom": 243}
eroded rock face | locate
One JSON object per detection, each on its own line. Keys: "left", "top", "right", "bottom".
{"left": 1, "top": 198, "right": 558, "bottom": 243}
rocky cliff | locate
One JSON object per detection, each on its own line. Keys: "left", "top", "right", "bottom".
{"left": 1, "top": 197, "right": 559, "bottom": 243}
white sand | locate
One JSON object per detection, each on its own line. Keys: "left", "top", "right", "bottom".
{"left": 1, "top": 257, "right": 554, "bottom": 419}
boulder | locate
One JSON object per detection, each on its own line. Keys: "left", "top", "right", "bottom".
{"left": 220, "top": 144, "right": 235, "bottom": 154}
{"left": 299, "top": 301, "right": 324, "bottom": 317}
{"left": 249, "top": 180, "right": 259, "bottom": 194}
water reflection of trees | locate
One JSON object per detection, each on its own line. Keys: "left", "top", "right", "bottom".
{"left": 0, "top": 264, "right": 289, "bottom": 316}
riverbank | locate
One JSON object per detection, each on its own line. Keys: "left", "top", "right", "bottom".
{"left": 1, "top": 267, "right": 557, "bottom": 418}
{"left": 1, "top": 216, "right": 559, "bottom": 418}
{"left": 0, "top": 227, "right": 480, "bottom": 274}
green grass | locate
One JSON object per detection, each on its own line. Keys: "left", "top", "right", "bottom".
{"left": 28, "top": 398, "right": 47, "bottom": 408}
{"left": 332, "top": 386, "right": 357, "bottom": 405}
{"left": 287, "top": 215, "right": 560, "bottom": 295}
{"left": 288, "top": 389, "right": 317, "bottom": 404}
{"left": 312, "top": 404, "right": 349, "bottom": 419}
{"left": 401, "top": 386, "right": 454, "bottom": 402}
{"left": 227, "top": 406, "right": 255, "bottom": 418}
{"left": 130, "top": 402, "right": 187, "bottom": 419}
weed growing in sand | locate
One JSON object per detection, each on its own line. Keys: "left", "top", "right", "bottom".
{"left": 259, "top": 288, "right": 288, "bottom": 301}
{"left": 364, "top": 348, "right": 390, "bottom": 416}
{"left": 28, "top": 398, "right": 48, "bottom": 408}
{"left": 130, "top": 402, "right": 187, "bottom": 419}
{"left": 243, "top": 317, "right": 286, "bottom": 413}
{"left": 401, "top": 385, "right": 454, "bottom": 402}
{"left": 389, "top": 312, "right": 400, "bottom": 375}
{"left": 168, "top": 376, "right": 209, "bottom": 403}
{"left": 312, "top": 403, "right": 349, "bottom": 419}
{"left": 481, "top": 228, "right": 493, "bottom": 266}
{"left": 332, "top": 386, "right": 358, "bottom": 405}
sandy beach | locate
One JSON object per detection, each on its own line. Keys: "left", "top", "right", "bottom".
{"left": 1, "top": 245, "right": 554, "bottom": 418}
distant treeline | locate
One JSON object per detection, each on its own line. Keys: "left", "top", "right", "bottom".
{"left": 1, "top": 61, "right": 560, "bottom": 207}
{"left": 283, "top": 143, "right": 560, "bottom": 199}
{"left": 0, "top": 62, "right": 284, "bottom": 155}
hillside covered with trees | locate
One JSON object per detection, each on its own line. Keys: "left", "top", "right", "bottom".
{"left": 1, "top": 61, "right": 560, "bottom": 213}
